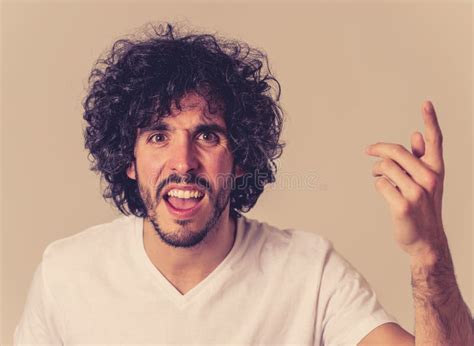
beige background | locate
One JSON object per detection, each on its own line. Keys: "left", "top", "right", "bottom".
{"left": 1, "top": 0, "right": 472, "bottom": 344}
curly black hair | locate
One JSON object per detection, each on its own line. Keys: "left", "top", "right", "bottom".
{"left": 83, "top": 23, "right": 285, "bottom": 219}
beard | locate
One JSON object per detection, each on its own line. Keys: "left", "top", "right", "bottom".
{"left": 137, "top": 170, "right": 233, "bottom": 248}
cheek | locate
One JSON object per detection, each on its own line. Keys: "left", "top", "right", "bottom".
{"left": 203, "top": 153, "right": 235, "bottom": 190}
{"left": 136, "top": 159, "right": 166, "bottom": 186}
{"left": 204, "top": 148, "right": 234, "bottom": 172}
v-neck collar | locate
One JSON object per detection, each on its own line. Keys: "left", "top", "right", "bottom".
{"left": 133, "top": 215, "right": 245, "bottom": 309}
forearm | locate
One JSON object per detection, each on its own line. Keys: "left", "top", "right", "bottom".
{"left": 411, "top": 241, "right": 473, "bottom": 345}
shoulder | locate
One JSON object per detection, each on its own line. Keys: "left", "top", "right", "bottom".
{"left": 239, "top": 216, "right": 368, "bottom": 282}
{"left": 41, "top": 215, "right": 138, "bottom": 268}
{"left": 239, "top": 216, "right": 334, "bottom": 267}
{"left": 244, "top": 216, "right": 331, "bottom": 247}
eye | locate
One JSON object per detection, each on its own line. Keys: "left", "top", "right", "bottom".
{"left": 197, "top": 131, "right": 220, "bottom": 144}
{"left": 148, "top": 133, "right": 168, "bottom": 144}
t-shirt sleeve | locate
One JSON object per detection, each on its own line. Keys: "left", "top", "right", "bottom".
{"left": 14, "top": 260, "right": 64, "bottom": 345}
{"left": 319, "top": 242, "right": 399, "bottom": 345}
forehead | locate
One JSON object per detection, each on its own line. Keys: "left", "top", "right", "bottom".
{"left": 144, "top": 93, "right": 226, "bottom": 130}
{"left": 172, "top": 93, "right": 213, "bottom": 112}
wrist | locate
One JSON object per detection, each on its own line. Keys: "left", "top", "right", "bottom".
{"left": 410, "top": 243, "right": 457, "bottom": 293}
{"left": 410, "top": 246, "right": 439, "bottom": 270}
{"left": 409, "top": 231, "right": 451, "bottom": 272}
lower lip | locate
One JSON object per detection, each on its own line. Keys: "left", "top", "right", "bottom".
{"left": 164, "top": 196, "right": 205, "bottom": 218}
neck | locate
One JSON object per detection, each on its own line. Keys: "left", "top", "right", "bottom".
{"left": 142, "top": 210, "right": 237, "bottom": 294}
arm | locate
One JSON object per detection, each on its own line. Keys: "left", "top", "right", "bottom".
{"left": 361, "top": 101, "right": 473, "bottom": 345}
{"left": 410, "top": 243, "right": 473, "bottom": 344}
{"left": 359, "top": 244, "right": 473, "bottom": 345}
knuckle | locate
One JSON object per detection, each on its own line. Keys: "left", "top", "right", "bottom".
{"left": 409, "top": 186, "right": 425, "bottom": 202}
{"left": 392, "top": 145, "right": 405, "bottom": 155}
{"left": 380, "top": 159, "right": 392, "bottom": 170}
{"left": 374, "top": 177, "right": 385, "bottom": 188}
{"left": 372, "top": 160, "right": 381, "bottom": 170}
{"left": 395, "top": 200, "right": 411, "bottom": 216}
{"left": 424, "top": 173, "right": 438, "bottom": 192}
{"left": 371, "top": 166, "right": 378, "bottom": 176}
{"left": 375, "top": 177, "right": 389, "bottom": 190}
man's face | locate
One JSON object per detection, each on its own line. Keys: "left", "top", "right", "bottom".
{"left": 127, "top": 93, "right": 241, "bottom": 248}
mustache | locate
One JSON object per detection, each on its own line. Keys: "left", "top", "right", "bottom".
{"left": 156, "top": 173, "right": 211, "bottom": 199}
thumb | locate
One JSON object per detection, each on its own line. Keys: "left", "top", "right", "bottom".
{"left": 411, "top": 131, "right": 425, "bottom": 158}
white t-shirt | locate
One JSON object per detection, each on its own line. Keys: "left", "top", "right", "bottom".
{"left": 15, "top": 215, "right": 398, "bottom": 345}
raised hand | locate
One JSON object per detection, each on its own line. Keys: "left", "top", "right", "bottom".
{"left": 365, "top": 101, "right": 446, "bottom": 259}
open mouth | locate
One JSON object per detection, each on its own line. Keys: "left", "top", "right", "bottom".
{"left": 164, "top": 194, "right": 204, "bottom": 210}
{"left": 163, "top": 191, "right": 206, "bottom": 217}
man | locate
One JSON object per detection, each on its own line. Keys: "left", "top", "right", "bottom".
{"left": 15, "top": 23, "right": 472, "bottom": 344}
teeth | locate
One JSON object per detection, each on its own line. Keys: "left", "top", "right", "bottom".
{"left": 167, "top": 189, "right": 204, "bottom": 199}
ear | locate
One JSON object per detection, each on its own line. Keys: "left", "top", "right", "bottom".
{"left": 126, "top": 161, "right": 137, "bottom": 180}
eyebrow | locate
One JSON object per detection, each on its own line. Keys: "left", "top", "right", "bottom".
{"left": 140, "top": 122, "right": 228, "bottom": 137}
{"left": 194, "top": 123, "right": 228, "bottom": 137}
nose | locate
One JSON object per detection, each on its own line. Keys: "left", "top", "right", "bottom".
{"left": 168, "top": 135, "right": 200, "bottom": 175}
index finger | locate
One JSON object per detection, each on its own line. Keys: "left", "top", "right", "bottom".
{"left": 422, "top": 100, "right": 444, "bottom": 171}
